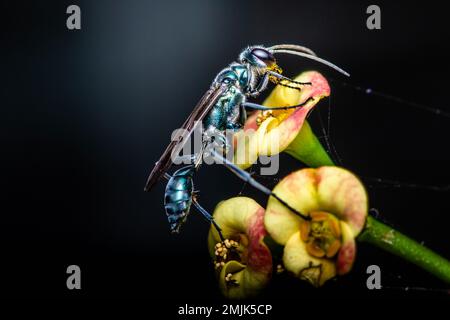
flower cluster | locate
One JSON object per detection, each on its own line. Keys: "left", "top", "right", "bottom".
{"left": 265, "top": 166, "right": 368, "bottom": 286}
{"left": 208, "top": 167, "right": 368, "bottom": 298}
{"left": 208, "top": 72, "right": 369, "bottom": 298}
{"left": 207, "top": 70, "right": 450, "bottom": 298}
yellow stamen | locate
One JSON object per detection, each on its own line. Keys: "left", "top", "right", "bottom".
{"left": 300, "top": 221, "right": 310, "bottom": 242}
{"left": 329, "top": 217, "right": 341, "bottom": 238}
{"left": 302, "top": 211, "right": 343, "bottom": 259}
{"left": 311, "top": 211, "right": 329, "bottom": 222}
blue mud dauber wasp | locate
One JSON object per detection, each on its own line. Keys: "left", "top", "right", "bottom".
{"left": 144, "top": 44, "right": 349, "bottom": 240}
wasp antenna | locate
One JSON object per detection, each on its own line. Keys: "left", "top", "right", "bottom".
{"left": 271, "top": 49, "right": 350, "bottom": 77}
{"left": 268, "top": 44, "right": 317, "bottom": 56}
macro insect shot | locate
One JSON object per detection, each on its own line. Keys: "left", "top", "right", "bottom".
{"left": 2, "top": 0, "right": 449, "bottom": 310}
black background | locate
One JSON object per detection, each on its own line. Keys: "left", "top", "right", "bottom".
{"left": 2, "top": 0, "right": 449, "bottom": 305}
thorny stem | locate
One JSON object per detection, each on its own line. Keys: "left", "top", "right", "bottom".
{"left": 359, "top": 216, "right": 450, "bottom": 284}
{"left": 286, "top": 122, "right": 450, "bottom": 283}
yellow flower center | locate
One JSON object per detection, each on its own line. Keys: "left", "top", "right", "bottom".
{"left": 300, "top": 211, "right": 342, "bottom": 258}
{"left": 213, "top": 238, "right": 247, "bottom": 287}
{"left": 255, "top": 73, "right": 306, "bottom": 127}
{"left": 255, "top": 106, "right": 293, "bottom": 127}
{"left": 256, "top": 110, "right": 274, "bottom": 126}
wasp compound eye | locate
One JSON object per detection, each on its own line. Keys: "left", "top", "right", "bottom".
{"left": 251, "top": 48, "right": 275, "bottom": 66}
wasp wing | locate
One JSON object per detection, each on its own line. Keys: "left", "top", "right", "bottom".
{"left": 144, "top": 83, "right": 227, "bottom": 191}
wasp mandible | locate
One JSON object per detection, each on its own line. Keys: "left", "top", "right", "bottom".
{"left": 144, "top": 44, "right": 349, "bottom": 238}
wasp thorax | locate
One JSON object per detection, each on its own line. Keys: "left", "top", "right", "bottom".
{"left": 300, "top": 211, "right": 342, "bottom": 258}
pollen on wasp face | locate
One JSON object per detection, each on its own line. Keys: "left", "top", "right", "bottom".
{"left": 300, "top": 211, "right": 342, "bottom": 259}
{"left": 267, "top": 64, "right": 283, "bottom": 82}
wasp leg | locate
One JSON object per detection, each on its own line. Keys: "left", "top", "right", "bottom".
{"left": 242, "top": 97, "right": 314, "bottom": 112}
{"left": 248, "top": 72, "right": 311, "bottom": 98}
{"left": 173, "top": 153, "right": 199, "bottom": 165}
{"left": 210, "top": 150, "right": 310, "bottom": 220}
{"left": 203, "top": 127, "right": 230, "bottom": 158}
{"left": 174, "top": 148, "right": 204, "bottom": 169}
{"left": 192, "top": 199, "right": 225, "bottom": 242}
{"left": 266, "top": 70, "right": 312, "bottom": 86}
{"left": 248, "top": 72, "right": 270, "bottom": 98}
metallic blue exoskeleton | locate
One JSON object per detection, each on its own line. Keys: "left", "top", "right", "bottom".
{"left": 164, "top": 165, "right": 223, "bottom": 237}
{"left": 164, "top": 166, "right": 195, "bottom": 233}
{"left": 146, "top": 44, "right": 349, "bottom": 237}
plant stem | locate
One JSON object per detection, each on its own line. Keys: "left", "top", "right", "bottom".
{"left": 359, "top": 216, "right": 450, "bottom": 284}
{"left": 286, "top": 123, "right": 450, "bottom": 283}
{"left": 285, "top": 121, "right": 334, "bottom": 167}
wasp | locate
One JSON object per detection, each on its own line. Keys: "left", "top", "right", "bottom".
{"left": 144, "top": 44, "right": 349, "bottom": 238}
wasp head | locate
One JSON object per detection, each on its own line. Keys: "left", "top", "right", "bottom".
{"left": 239, "top": 46, "right": 280, "bottom": 73}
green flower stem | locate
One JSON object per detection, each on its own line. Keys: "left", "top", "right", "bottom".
{"left": 284, "top": 121, "right": 334, "bottom": 167}
{"left": 285, "top": 122, "right": 450, "bottom": 283}
{"left": 359, "top": 216, "right": 450, "bottom": 283}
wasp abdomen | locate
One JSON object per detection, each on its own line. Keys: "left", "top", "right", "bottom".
{"left": 164, "top": 166, "right": 195, "bottom": 233}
